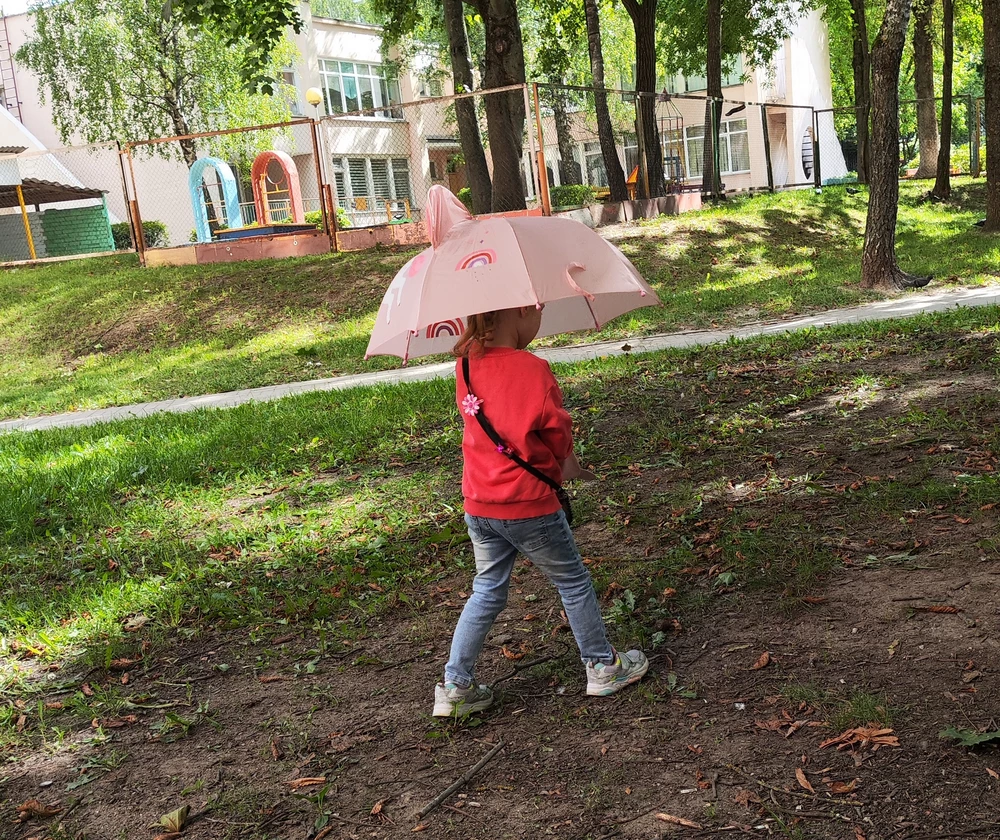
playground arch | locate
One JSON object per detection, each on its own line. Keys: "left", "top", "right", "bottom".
{"left": 250, "top": 150, "right": 305, "bottom": 226}
{"left": 188, "top": 157, "right": 242, "bottom": 244}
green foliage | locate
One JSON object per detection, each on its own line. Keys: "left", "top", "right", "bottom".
{"left": 111, "top": 221, "right": 168, "bottom": 250}
{"left": 304, "top": 208, "right": 352, "bottom": 229}
{"left": 550, "top": 184, "right": 597, "bottom": 208}
{"left": 16, "top": 0, "right": 297, "bottom": 157}
{"left": 457, "top": 187, "right": 474, "bottom": 211}
{"left": 940, "top": 726, "right": 1000, "bottom": 747}
{"left": 166, "top": 0, "right": 304, "bottom": 90}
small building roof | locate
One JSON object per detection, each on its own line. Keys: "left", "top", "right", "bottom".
{"left": 0, "top": 177, "right": 105, "bottom": 209}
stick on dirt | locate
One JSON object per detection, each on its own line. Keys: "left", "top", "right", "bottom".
{"left": 418, "top": 739, "right": 505, "bottom": 819}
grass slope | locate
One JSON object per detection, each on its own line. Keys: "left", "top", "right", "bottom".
{"left": 2, "top": 180, "right": 998, "bottom": 420}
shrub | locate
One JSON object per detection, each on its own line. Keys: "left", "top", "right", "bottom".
{"left": 304, "top": 208, "right": 352, "bottom": 230}
{"left": 550, "top": 184, "right": 597, "bottom": 209}
{"left": 111, "top": 220, "right": 168, "bottom": 250}
{"left": 457, "top": 187, "right": 474, "bottom": 211}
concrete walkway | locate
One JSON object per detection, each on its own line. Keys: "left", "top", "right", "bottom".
{"left": 4, "top": 285, "right": 999, "bottom": 434}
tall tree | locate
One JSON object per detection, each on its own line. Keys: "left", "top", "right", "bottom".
{"left": 849, "top": 0, "right": 873, "bottom": 184}
{"left": 860, "top": 0, "right": 931, "bottom": 289}
{"left": 932, "top": 0, "right": 954, "bottom": 197}
{"left": 701, "top": 0, "right": 723, "bottom": 200}
{"left": 442, "top": 0, "right": 493, "bottom": 213}
{"left": 985, "top": 0, "right": 1000, "bottom": 230}
{"left": 584, "top": 0, "right": 629, "bottom": 200}
{"left": 17, "top": 0, "right": 294, "bottom": 166}
{"left": 912, "top": 0, "right": 939, "bottom": 178}
{"left": 621, "top": 0, "right": 664, "bottom": 198}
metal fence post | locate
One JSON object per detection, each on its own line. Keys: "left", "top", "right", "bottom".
{"left": 523, "top": 84, "right": 543, "bottom": 212}
{"left": 533, "top": 83, "right": 552, "bottom": 216}
{"left": 812, "top": 108, "right": 822, "bottom": 190}
{"left": 761, "top": 104, "right": 775, "bottom": 192}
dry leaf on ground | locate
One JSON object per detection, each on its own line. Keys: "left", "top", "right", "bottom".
{"left": 655, "top": 813, "right": 703, "bottom": 829}
{"left": 830, "top": 778, "right": 858, "bottom": 794}
{"left": 159, "top": 805, "right": 190, "bottom": 833}
{"left": 820, "top": 726, "right": 900, "bottom": 753}
{"left": 286, "top": 777, "right": 327, "bottom": 789}
{"left": 16, "top": 800, "right": 62, "bottom": 821}
{"left": 750, "top": 651, "right": 771, "bottom": 670}
{"left": 987, "top": 768, "right": 999, "bottom": 780}
{"left": 914, "top": 605, "right": 962, "bottom": 614}
{"left": 733, "top": 788, "right": 761, "bottom": 807}
{"left": 795, "top": 767, "right": 815, "bottom": 794}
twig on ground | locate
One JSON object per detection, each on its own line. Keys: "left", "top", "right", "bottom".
{"left": 492, "top": 642, "right": 570, "bottom": 688}
{"left": 417, "top": 739, "right": 505, "bottom": 819}
{"left": 725, "top": 764, "right": 864, "bottom": 808}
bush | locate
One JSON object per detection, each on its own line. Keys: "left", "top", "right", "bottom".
{"left": 457, "top": 187, "right": 474, "bottom": 211}
{"left": 304, "top": 208, "right": 352, "bottom": 230}
{"left": 111, "top": 220, "right": 168, "bottom": 250}
{"left": 550, "top": 184, "right": 597, "bottom": 209}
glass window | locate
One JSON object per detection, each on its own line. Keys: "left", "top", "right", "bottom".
{"left": 371, "top": 159, "right": 390, "bottom": 198}
{"left": 391, "top": 159, "right": 411, "bottom": 200}
{"left": 684, "top": 124, "right": 705, "bottom": 178}
{"left": 280, "top": 70, "right": 302, "bottom": 115}
{"left": 348, "top": 158, "right": 368, "bottom": 198}
{"left": 320, "top": 59, "right": 402, "bottom": 117}
{"left": 622, "top": 133, "right": 639, "bottom": 175}
{"left": 721, "top": 119, "right": 750, "bottom": 173}
{"left": 584, "top": 142, "right": 608, "bottom": 188}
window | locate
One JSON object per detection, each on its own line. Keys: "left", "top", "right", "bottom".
{"left": 280, "top": 70, "right": 302, "bottom": 115}
{"left": 682, "top": 55, "right": 744, "bottom": 93}
{"left": 584, "top": 142, "right": 608, "bottom": 188}
{"left": 419, "top": 77, "right": 444, "bottom": 98}
{"left": 622, "top": 134, "right": 639, "bottom": 175}
{"left": 333, "top": 156, "right": 412, "bottom": 209}
{"left": 320, "top": 59, "right": 402, "bottom": 118}
{"left": 679, "top": 119, "right": 749, "bottom": 178}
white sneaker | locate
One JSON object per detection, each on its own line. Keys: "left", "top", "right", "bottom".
{"left": 586, "top": 649, "right": 649, "bottom": 696}
{"left": 432, "top": 682, "right": 495, "bottom": 717}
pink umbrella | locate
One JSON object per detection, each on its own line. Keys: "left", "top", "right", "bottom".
{"left": 365, "top": 185, "right": 660, "bottom": 362}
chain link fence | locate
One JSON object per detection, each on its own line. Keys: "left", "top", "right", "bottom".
{"left": 124, "top": 119, "right": 327, "bottom": 259}
{"left": 0, "top": 141, "right": 127, "bottom": 264}
{"left": 319, "top": 83, "right": 540, "bottom": 245}
{"left": 534, "top": 83, "right": 846, "bottom": 204}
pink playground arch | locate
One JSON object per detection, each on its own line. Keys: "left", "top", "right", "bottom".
{"left": 250, "top": 150, "right": 305, "bottom": 225}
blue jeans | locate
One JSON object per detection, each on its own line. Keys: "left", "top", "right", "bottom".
{"left": 444, "top": 510, "right": 615, "bottom": 687}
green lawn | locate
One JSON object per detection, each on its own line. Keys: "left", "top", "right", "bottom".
{"left": 3, "top": 304, "right": 999, "bottom": 724}
{"left": 2, "top": 179, "right": 998, "bottom": 421}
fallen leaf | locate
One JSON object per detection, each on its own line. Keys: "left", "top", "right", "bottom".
{"left": 412, "top": 824, "right": 429, "bottom": 832}
{"left": 159, "top": 805, "right": 190, "bottom": 833}
{"left": 830, "top": 778, "right": 858, "bottom": 794}
{"left": 81, "top": 683, "right": 94, "bottom": 697}
{"left": 259, "top": 674, "right": 288, "bottom": 683}
{"left": 270, "top": 736, "right": 284, "bottom": 760}
{"left": 914, "top": 605, "right": 962, "bottom": 614}
{"left": 733, "top": 788, "right": 761, "bottom": 808}
{"left": 655, "top": 813, "right": 703, "bottom": 829}
{"left": 500, "top": 645, "right": 526, "bottom": 661}
{"left": 801, "top": 596, "right": 828, "bottom": 605}
{"left": 987, "top": 768, "right": 999, "bottom": 780}
{"left": 750, "top": 651, "right": 771, "bottom": 670}
{"left": 286, "top": 777, "right": 326, "bottom": 789}
{"left": 108, "top": 657, "right": 140, "bottom": 672}
{"left": 888, "top": 639, "right": 900, "bottom": 659}
{"left": 854, "top": 827, "right": 868, "bottom": 840}
{"left": 962, "top": 670, "right": 982, "bottom": 684}
{"left": 795, "top": 767, "right": 815, "bottom": 794}
{"left": 16, "top": 799, "right": 62, "bottom": 822}
{"left": 820, "top": 726, "right": 900, "bottom": 752}
{"left": 954, "top": 516, "right": 972, "bottom": 525}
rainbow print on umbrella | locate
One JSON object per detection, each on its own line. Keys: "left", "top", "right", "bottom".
{"left": 456, "top": 249, "right": 496, "bottom": 271}
{"left": 425, "top": 318, "right": 465, "bottom": 339}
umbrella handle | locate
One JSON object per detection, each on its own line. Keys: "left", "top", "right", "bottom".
{"left": 564, "top": 263, "right": 595, "bottom": 302}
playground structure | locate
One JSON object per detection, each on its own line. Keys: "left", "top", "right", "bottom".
{"left": 188, "top": 149, "right": 308, "bottom": 244}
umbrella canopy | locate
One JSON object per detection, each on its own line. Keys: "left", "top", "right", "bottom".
{"left": 365, "top": 185, "right": 660, "bottom": 362}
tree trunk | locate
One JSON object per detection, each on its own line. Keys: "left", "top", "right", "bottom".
{"left": 912, "top": 0, "right": 939, "bottom": 178}
{"left": 551, "top": 87, "right": 582, "bottom": 185}
{"left": 984, "top": 0, "right": 1000, "bottom": 231}
{"left": 623, "top": 0, "right": 664, "bottom": 198}
{"left": 702, "top": 0, "right": 724, "bottom": 199}
{"left": 860, "top": 0, "right": 930, "bottom": 289}
{"left": 849, "top": 0, "right": 872, "bottom": 184}
{"left": 584, "top": 0, "right": 628, "bottom": 201}
{"left": 443, "top": 0, "right": 492, "bottom": 214}
{"left": 933, "top": 0, "right": 953, "bottom": 198}
{"left": 473, "top": 0, "right": 528, "bottom": 212}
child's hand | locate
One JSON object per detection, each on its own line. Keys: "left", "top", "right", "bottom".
{"left": 562, "top": 452, "right": 597, "bottom": 482}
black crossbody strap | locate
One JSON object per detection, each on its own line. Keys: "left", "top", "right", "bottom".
{"left": 462, "top": 356, "right": 562, "bottom": 493}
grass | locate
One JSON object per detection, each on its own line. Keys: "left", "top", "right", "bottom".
{"left": 3, "top": 179, "right": 999, "bottom": 420}
{"left": 3, "top": 303, "right": 1000, "bottom": 759}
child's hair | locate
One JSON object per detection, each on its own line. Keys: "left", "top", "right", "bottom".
{"left": 453, "top": 311, "right": 499, "bottom": 357}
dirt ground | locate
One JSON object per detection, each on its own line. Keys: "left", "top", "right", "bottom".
{"left": 5, "top": 321, "right": 1000, "bottom": 840}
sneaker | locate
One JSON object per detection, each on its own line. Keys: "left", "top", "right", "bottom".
{"left": 586, "top": 649, "right": 649, "bottom": 696}
{"left": 432, "top": 682, "right": 495, "bottom": 717}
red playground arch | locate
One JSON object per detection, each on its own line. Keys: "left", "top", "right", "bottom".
{"left": 250, "top": 150, "right": 305, "bottom": 225}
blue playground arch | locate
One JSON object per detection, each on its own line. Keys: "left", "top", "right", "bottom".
{"left": 188, "top": 157, "right": 243, "bottom": 244}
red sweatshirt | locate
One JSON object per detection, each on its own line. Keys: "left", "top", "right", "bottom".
{"left": 456, "top": 347, "right": 574, "bottom": 519}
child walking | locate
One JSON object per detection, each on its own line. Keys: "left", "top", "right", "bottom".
{"left": 433, "top": 304, "right": 649, "bottom": 717}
